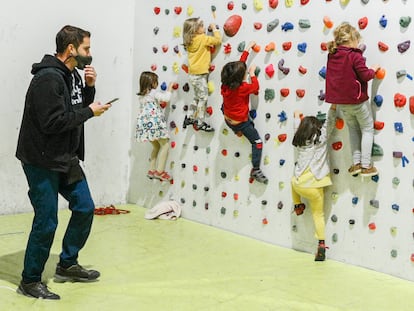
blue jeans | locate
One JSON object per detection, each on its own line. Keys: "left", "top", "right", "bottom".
{"left": 339, "top": 102, "right": 374, "bottom": 168}
{"left": 226, "top": 119, "right": 263, "bottom": 168}
{"left": 21, "top": 163, "right": 95, "bottom": 283}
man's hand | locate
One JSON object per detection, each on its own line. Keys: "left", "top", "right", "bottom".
{"left": 89, "top": 102, "right": 111, "bottom": 116}
{"left": 84, "top": 65, "right": 97, "bottom": 87}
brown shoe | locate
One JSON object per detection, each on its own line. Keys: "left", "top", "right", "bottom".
{"left": 293, "top": 203, "right": 306, "bottom": 216}
{"left": 348, "top": 163, "right": 362, "bottom": 175}
{"left": 361, "top": 166, "right": 378, "bottom": 177}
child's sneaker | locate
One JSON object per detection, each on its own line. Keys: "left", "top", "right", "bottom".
{"left": 348, "top": 163, "right": 362, "bottom": 175}
{"left": 250, "top": 168, "right": 268, "bottom": 184}
{"left": 315, "top": 243, "right": 328, "bottom": 261}
{"left": 154, "top": 171, "right": 172, "bottom": 182}
{"left": 147, "top": 170, "right": 155, "bottom": 179}
{"left": 361, "top": 165, "right": 378, "bottom": 177}
{"left": 293, "top": 203, "right": 306, "bottom": 216}
{"left": 183, "top": 115, "right": 194, "bottom": 129}
{"left": 196, "top": 121, "right": 215, "bottom": 132}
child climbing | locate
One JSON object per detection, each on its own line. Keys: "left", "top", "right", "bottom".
{"left": 182, "top": 17, "right": 221, "bottom": 132}
{"left": 291, "top": 105, "right": 337, "bottom": 261}
{"left": 325, "top": 22, "right": 380, "bottom": 177}
{"left": 135, "top": 71, "right": 173, "bottom": 182}
{"left": 221, "top": 41, "right": 268, "bottom": 184}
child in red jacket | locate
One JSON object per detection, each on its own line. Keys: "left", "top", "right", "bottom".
{"left": 221, "top": 42, "right": 268, "bottom": 184}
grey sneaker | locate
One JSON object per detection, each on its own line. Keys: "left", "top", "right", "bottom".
{"left": 17, "top": 281, "right": 60, "bottom": 300}
{"left": 54, "top": 264, "right": 100, "bottom": 283}
{"left": 250, "top": 168, "right": 268, "bottom": 184}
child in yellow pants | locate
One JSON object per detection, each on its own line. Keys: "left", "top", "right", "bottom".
{"left": 291, "top": 106, "right": 336, "bottom": 261}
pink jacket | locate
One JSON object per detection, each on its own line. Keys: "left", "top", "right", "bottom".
{"left": 325, "top": 46, "right": 375, "bottom": 104}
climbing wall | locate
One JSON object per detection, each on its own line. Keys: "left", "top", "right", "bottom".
{"left": 132, "top": 0, "right": 414, "bottom": 281}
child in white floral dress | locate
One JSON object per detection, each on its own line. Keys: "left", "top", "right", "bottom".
{"left": 136, "top": 71, "right": 173, "bottom": 182}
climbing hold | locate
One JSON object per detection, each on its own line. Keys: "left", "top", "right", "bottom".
{"left": 265, "top": 88, "right": 275, "bottom": 101}
{"left": 174, "top": 6, "right": 182, "bottom": 14}
{"left": 400, "top": 16, "right": 411, "bottom": 28}
{"left": 221, "top": 172, "right": 227, "bottom": 178}
{"left": 332, "top": 233, "right": 338, "bottom": 243}
{"left": 221, "top": 149, "right": 228, "bottom": 156}
{"left": 262, "top": 218, "right": 268, "bottom": 225}
{"left": 297, "top": 42, "right": 307, "bottom": 53}
{"left": 265, "top": 42, "right": 276, "bottom": 52}
{"left": 279, "top": 159, "right": 285, "bottom": 166}
{"left": 193, "top": 145, "right": 198, "bottom": 151}
{"left": 358, "top": 16, "right": 368, "bottom": 30}
{"left": 265, "top": 64, "right": 275, "bottom": 78}
{"left": 296, "top": 89, "right": 305, "bottom": 98}
{"left": 323, "top": 16, "right": 334, "bottom": 29}
{"left": 223, "top": 15, "right": 243, "bottom": 37}
{"left": 410, "top": 96, "right": 414, "bottom": 114}
{"left": 285, "top": 0, "right": 293, "bottom": 8}
{"left": 319, "top": 66, "right": 326, "bottom": 79}
{"left": 267, "top": 18, "right": 280, "bottom": 32}
{"left": 227, "top": 1, "right": 235, "bottom": 10}
{"left": 333, "top": 168, "right": 339, "bottom": 174}
{"left": 269, "top": 0, "right": 279, "bottom": 9}
{"left": 375, "top": 68, "right": 386, "bottom": 79}
{"left": 378, "top": 41, "right": 389, "bottom": 52}
{"left": 221, "top": 191, "right": 227, "bottom": 198}
{"left": 397, "top": 40, "right": 410, "bottom": 53}
{"left": 402, "top": 155, "right": 410, "bottom": 167}
{"left": 281, "top": 22, "right": 294, "bottom": 32}
{"left": 373, "top": 94, "right": 383, "bottom": 106}
{"left": 181, "top": 64, "right": 189, "bottom": 74}
{"left": 392, "top": 177, "right": 400, "bottom": 186}
{"left": 331, "top": 215, "right": 338, "bottom": 222}
{"left": 278, "top": 59, "right": 290, "bottom": 75}
{"left": 238, "top": 41, "right": 246, "bottom": 52}
{"left": 233, "top": 193, "right": 239, "bottom": 200}
{"left": 164, "top": 9, "right": 170, "bottom": 15}
{"left": 252, "top": 44, "right": 261, "bottom": 53}
{"left": 335, "top": 118, "right": 344, "bottom": 129}
{"left": 223, "top": 43, "right": 232, "bottom": 54}
{"left": 280, "top": 88, "right": 290, "bottom": 97}
{"left": 277, "top": 201, "right": 283, "bottom": 209}
{"left": 278, "top": 133, "right": 287, "bottom": 142}
{"left": 352, "top": 197, "right": 358, "bottom": 205}
{"left": 150, "top": 64, "right": 157, "bottom": 71}
{"left": 370, "top": 199, "right": 379, "bottom": 208}
{"left": 193, "top": 165, "right": 198, "bottom": 172}
{"left": 254, "top": 22, "right": 263, "bottom": 30}
{"left": 394, "top": 93, "right": 407, "bottom": 108}
{"left": 264, "top": 133, "right": 271, "bottom": 141}
{"left": 396, "top": 70, "right": 407, "bottom": 79}
{"left": 206, "top": 106, "right": 213, "bottom": 116}
{"left": 153, "top": 27, "right": 159, "bottom": 35}
{"left": 187, "top": 5, "right": 194, "bottom": 16}
{"left": 249, "top": 109, "right": 257, "bottom": 119}
{"left": 161, "top": 45, "right": 169, "bottom": 53}
{"left": 204, "top": 186, "right": 209, "bottom": 192}
{"left": 371, "top": 175, "right": 379, "bottom": 183}
{"left": 204, "top": 203, "right": 209, "bottom": 210}
{"left": 153, "top": 47, "right": 158, "bottom": 54}
{"left": 368, "top": 222, "right": 376, "bottom": 230}
{"left": 379, "top": 15, "right": 387, "bottom": 28}
{"left": 391, "top": 249, "right": 398, "bottom": 258}
{"left": 332, "top": 141, "right": 343, "bottom": 150}
{"left": 211, "top": 5, "right": 216, "bottom": 18}
{"left": 374, "top": 121, "right": 384, "bottom": 130}
{"left": 233, "top": 210, "right": 239, "bottom": 217}
{"left": 393, "top": 151, "right": 403, "bottom": 158}
{"left": 278, "top": 110, "right": 287, "bottom": 122}
{"left": 299, "top": 19, "right": 311, "bottom": 29}
{"left": 254, "top": 0, "right": 264, "bottom": 10}
{"left": 279, "top": 181, "right": 285, "bottom": 189}
{"left": 242, "top": 3, "right": 247, "bottom": 10}
{"left": 153, "top": 7, "right": 161, "bottom": 15}
{"left": 371, "top": 143, "right": 383, "bottom": 157}
{"left": 391, "top": 204, "right": 400, "bottom": 212}
{"left": 170, "top": 121, "right": 176, "bottom": 129}
{"left": 220, "top": 207, "right": 226, "bottom": 215}
{"left": 282, "top": 41, "right": 292, "bottom": 51}
{"left": 318, "top": 90, "right": 326, "bottom": 101}
{"left": 298, "top": 65, "right": 307, "bottom": 74}
{"left": 208, "top": 81, "right": 215, "bottom": 94}
{"left": 349, "top": 219, "right": 355, "bottom": 225}
{"left": 265, "top": 113, "right": 271, "bottom": 119}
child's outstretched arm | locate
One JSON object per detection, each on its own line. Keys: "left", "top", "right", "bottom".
{"left": 240, "top": 41, "right": 256, "bottom": 62}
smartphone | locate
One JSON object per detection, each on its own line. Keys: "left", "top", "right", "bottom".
{"left": 105, "top": 98, "right": 119, "bottom": 105}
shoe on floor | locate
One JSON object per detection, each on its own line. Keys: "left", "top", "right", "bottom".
{"left": 54, "top": 264, "right": 100, "bottom": 283}
{"left": 293, "top": 203, "right": 306, "bottom": 216}
{"left": 360, "top": 166, "right": 378, "bottom": 177}
{"left": 17, "top": 281, "right": 60, "bottom": 300}
{"left": 183, "top": 115, "right": 195, "bottom": 129}
{"left": 315, "top": 243, "right": 327, "bottom": 261}
{"left": 250, "top": 168, "right": 268, "bottom": 184}
{"left": 348, "top": 163, "right": 362, "bottom": 175}
{"left": 153, "top": 171, "right": 172, "bottom": 182}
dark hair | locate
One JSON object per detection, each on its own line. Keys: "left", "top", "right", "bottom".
{"left": 221, "top": 61, "right": 247, "bottom": 89}
{"left": 56, "top": 25, "right": 91, "bottom": 54}
{"left": 292, "top": 116, "right": 323, "bottom": 147}
{"left": 138, "top": 71, "right": 159, "bottom": 96}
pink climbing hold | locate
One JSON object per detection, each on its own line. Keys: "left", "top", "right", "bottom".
{"left": 358, "top": 16, "right": 368, "bottom": 30}
{"left": 265, "top": 64, "right": 275, "bottom": 78}
{"left": 223, "top": 15, "right": 242, "bottom": 37}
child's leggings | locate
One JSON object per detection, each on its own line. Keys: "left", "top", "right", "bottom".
{"left": 291, "top": 184, "right": 325, "bottom": 240}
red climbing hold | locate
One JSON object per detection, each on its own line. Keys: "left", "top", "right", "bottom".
{"left": 223, "top": 15, "right": 242, "bottom": 37}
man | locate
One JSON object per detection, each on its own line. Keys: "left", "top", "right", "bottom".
{"left": 15, "top": 25, "right": 111, "bottom": 300}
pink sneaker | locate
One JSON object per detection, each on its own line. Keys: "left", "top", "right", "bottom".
{"left": 154, "top": 171, "right": 172, "bottom": 182}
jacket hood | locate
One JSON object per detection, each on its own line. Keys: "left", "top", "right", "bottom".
{"left": 31, "top": 54, "right": 71, "bottom": 75}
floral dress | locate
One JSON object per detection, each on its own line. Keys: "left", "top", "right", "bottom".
{"left": 135, "top": 89, "right": 171, "bottom": 142}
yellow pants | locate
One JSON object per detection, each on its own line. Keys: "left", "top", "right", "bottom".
{"left": 291, "top": 183, "right": 325, "bottom": 240}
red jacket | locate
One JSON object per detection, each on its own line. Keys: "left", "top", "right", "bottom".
{"left": 325, "top": 46, "right": 375, "bottom": 104}
{"left": 221, "top": 51, "right": 259, "bottom": 122}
